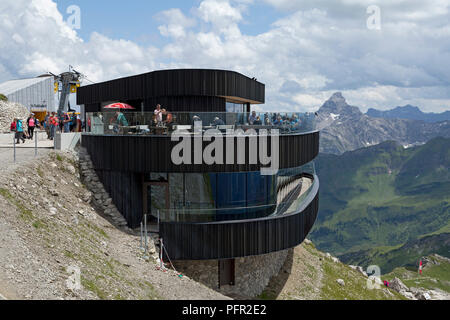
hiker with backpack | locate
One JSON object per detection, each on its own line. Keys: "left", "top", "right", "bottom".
{"left": 10, "top": 119, "right": 17, "bottom": 132}
{"left": 15, "top": 118, "right": 26, "bottom": 144}
{"left": 27, "top": 114, "right": 36, "bottom": 139}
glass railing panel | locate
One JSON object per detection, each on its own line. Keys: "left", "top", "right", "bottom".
{"left": 154, "top": 163, "right": 317, "bottom": 223}
{"left": 84, "top": 111, "right": 317, "bottom": 136}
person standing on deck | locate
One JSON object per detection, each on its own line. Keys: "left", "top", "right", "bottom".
{"left": 26, "top": 114, "right": 36, "bottom": 139}
{"left": 154, "top": 104, "right": 163, "bottom": 125}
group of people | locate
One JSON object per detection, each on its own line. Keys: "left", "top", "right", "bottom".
{"left": 10, "top": 112, "right": 82, "bottom": 143}
{"left": 10, "top": 114, "right": 39, "bottom": 144}
{"left": 248, "top": 111, "right": 302, "bottom": 128}
{"left": 42, "top": 112, "right": 81, "bottom": 140}
{"left": 108, "top": 105, "right": 175, "bottom": 134}
{"left": 153, "top": 104, "right": 175, "bottom": 127}
{"left": 105, "top": 105, "right": 314, "bottom": 135}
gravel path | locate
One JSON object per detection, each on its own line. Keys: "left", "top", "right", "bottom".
{"left": 0, "top": 132, "right": 53, "bottom": 172}
{"left": 0, "top": 148, "right": 52, "bottom": 172}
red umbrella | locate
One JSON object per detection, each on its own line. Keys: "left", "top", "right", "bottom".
{"left": 104, "top": 102, "right": 135, "bottom": 110}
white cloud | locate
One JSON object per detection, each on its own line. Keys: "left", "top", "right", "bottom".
{"left": 0, "top": 0, "right": 159, "bottom": 84}
{"left": 157, "top": 8, "right": 196, "bottom": 39}
{"left": 197, "top": 0, "right": 243, "bottom": 26}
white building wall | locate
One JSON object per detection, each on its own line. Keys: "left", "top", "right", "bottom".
{"left": 1, "top": 77, "right": 55, "bottom": 112}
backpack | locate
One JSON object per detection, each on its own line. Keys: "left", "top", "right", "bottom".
{"left": 16, "top": 120, "right": 23, "bottom": 132}
{"left": 29, "top": 118, "right": 35, "bottom": 127}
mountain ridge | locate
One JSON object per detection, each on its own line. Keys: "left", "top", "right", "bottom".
{"left": 316, "top": 93, "right": 450, "bottom": 154}
{"left": 367, "top": 105, "right": 450, "bottom": 123}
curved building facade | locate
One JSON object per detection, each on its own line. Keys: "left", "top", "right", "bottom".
{"left": 78, "top": 69, "right": 319, "bottom": 293}
{"left": 77, "top": 69, "right": 265, "bottom": 113}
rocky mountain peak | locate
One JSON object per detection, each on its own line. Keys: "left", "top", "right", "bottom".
{"left": 399, "top": 105, "right": 421, "bottom": 112}
{"left": 329, "top": 92, "right": 346, "bottom": 103}
{"left": 318, "top": 92, "right": 362, "bottom": 117}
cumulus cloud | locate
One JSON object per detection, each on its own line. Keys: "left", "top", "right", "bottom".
{"left": 156, "top": 8, "right": 196, "bottom": 39}
{"left": 0, "top": 0, "right": 449, "bottom": 113}
{"left": 0, "top": 0, "right": 159, "bottom": 84}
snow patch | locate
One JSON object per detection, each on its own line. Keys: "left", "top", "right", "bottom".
{"left": 329, "top": 113, "right": 340, "bottom": 121}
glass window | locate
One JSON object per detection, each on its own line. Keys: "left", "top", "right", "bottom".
{"left": 226, "top": 102, "right": 245, "bottom": 113}
{"left": 145, "top": 173, "right": 168, "bottom": 182}
{"left": 184, "top": 173, "right": 216, "bottom": 209}
{"left": 214, "top": 172, "right": 247, "bottom": 208}
{"left": 169, "top": 173, "right": 184, "bottom": 209}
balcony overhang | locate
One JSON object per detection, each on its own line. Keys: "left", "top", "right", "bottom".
{"left": 81, "top": 131, "right": 320, "bottom": 173}
{"left": 220, "top": 96, "right": 264, "bottom": 105}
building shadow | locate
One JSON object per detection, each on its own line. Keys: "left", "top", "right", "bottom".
{"left": 256, "top": 248, "right": 295, "bottom": 300}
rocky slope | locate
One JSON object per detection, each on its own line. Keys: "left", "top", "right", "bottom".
{"left": 382, "top": 254, "right": 450, "bottom": 300}
{"left": 259, "top": 240, "right": 448, "bottom": 300}
{"left": 0, "top": 101, "right": 30, "bottom": 133}
{"left": 317, "top": 92, "right": 450, "bottom": 154}
{"left": 0, "top": 151, "right": 228, "bottom": 300}
{"left": 259, "top": 240, "right": 404, "bottom": 300}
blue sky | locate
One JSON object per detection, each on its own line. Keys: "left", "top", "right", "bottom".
{"left": 55, "top": 0, "right": 282, "bottom": 46}
{"left": 1, "top": 0, "right": 450, "bottom": 113}
{"left": 55, "top": 1, "right": 191, "bottom": 46}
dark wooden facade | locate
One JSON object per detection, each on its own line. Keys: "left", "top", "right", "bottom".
{"left": 160, "top": 174, "right": 319, "bottom": 260}
{"left": 77, "top": 69, "right": 265, "bottom": 113}
{"left": 78, "top": 69, "right": 320, "bottom": 260}
{"left": 81, "top": 131, "right": 319, "bottom": 173}
{"left": 95, "top": 170, "right": 143, "bottom": 228}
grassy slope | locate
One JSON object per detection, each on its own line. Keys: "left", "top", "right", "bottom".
{"left": 339, "top": 232, "right": 450, "bottom": 274}
{"left": 311, "top": 138, "right": 450, "bottom": 258}
{"left": 259, "top": 242, "right": 404, "bottom": 300}
{"left": 383, "top": 255, "right": 450, "bottom": 293}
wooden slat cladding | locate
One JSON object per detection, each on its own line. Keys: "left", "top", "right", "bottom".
{"left": 77, "top": 69, "right": 265, "bottom": 111}
{"left": 81, "top": 131, "right": 320, "bottom": 173}
{"left": 159, "top": 178, "right": 319, "bottom": 260}
{"left": 96, "top": 170, "right": 143, "bottom": 227}
{"left": 142, "top": 96, "right": 225, "bottom": 112}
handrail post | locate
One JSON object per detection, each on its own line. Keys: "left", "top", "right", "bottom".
{"left": 144, "top": 214, "right": 148, "bottom": 255}
{"left": 160, "top": 238, "right": 163, "bottom": 269}
{"left": 140, "top": 222, "right": 144, "bottom": 251}
{"left": 35, "top": 130, "right": 38, "bottom": 157}
{"left": 13, "top": 133, "right": 16, "bottom": 163}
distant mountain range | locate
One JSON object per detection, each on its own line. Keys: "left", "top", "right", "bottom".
{"left": 310, "top": 137, "right": 450, "bottom": 265}
{"left": 367, "top": 105, "right": 450, "bottom": 123}
{"left": 316, "top": 93, "right": 450, "bottom": 154}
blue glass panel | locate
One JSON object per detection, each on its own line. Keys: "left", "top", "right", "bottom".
{"left": 215, "top": 172, "right": 247, "bottom": 208}
{"left": 247, "top": 172, "right": 268, "bottom": 206}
